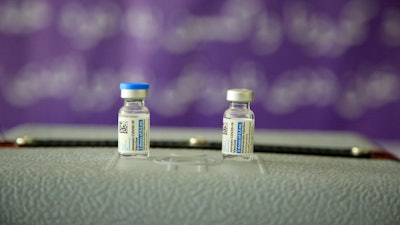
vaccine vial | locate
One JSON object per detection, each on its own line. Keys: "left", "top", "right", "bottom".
{"left": 118, "top": 82, "right": 150, "bottom": 158}
{"left": 222, "top": 89, "right": 255, "bottom": 160}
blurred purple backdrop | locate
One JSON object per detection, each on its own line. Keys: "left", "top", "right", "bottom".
{"left": 0, "top": 0, "right": 399, "bottom": 140}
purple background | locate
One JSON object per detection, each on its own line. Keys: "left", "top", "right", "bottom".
{"left": 0, "top": 0, "right": 399, "bottom": 140}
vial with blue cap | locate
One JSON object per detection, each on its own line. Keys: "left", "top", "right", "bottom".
{"left": 118, "top": 82, "right": 150, "bottom": 158}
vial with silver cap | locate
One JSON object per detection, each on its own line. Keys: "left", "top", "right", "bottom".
{"left": 222, "top": 89, "right": 255, "bottom": 160}
{"left": 118, "top": 82, "right": 150, "bottom": 158}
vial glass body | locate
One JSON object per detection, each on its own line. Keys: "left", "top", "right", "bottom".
{"left": 222, "top": 102, "right": 255, "bottom": 160}
{"left": 118, "top": 99, "right": 150, "bottom": 158}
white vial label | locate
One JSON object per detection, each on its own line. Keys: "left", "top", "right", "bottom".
{"left": 118, "top": 115, "right": 150, "bottom": 154}
{"left": 222, "top": 118, "right": 254, "bottom": 155}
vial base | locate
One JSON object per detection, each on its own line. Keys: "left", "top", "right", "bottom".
{"left": 222, "top": 153, "right": 254, "bottom": 161}
{"left": 119, "top": 152, "right": 149, "bottom": 159}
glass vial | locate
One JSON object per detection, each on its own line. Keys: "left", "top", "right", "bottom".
{"left": 118, "top": 82, "right": 150, "bottom": 158}
{"left": 222, "top": 89, "right": 255, "bottom": 160}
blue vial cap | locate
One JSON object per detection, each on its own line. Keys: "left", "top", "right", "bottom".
{"left": 120, "top": 82, "right": 149, "bottom": 90}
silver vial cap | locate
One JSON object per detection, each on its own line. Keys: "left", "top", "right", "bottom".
{"left": 226, "top": 89, "right": 254, "bottom": 102}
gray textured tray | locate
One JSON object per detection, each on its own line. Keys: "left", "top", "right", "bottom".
{"left": 1, "top": 124, "right": 399, "bottom": 225}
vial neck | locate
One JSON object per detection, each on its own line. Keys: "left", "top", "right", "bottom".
{"left": 230, "top": 102, "right": 250, "bottom": 109}
{"left": 124, "top": 99, "right": 145, "bottom": 106}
